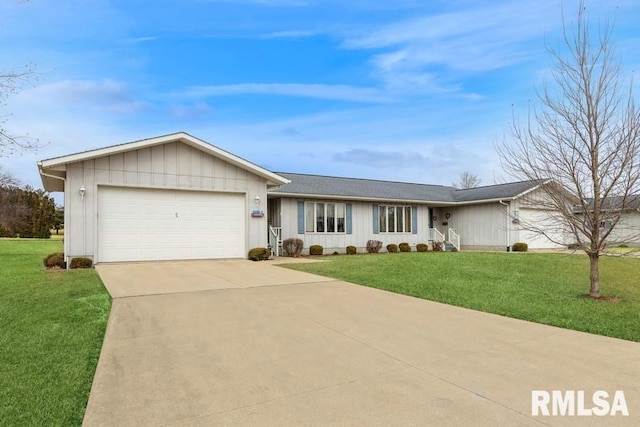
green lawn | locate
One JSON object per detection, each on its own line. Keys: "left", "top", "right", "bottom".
{"left": 0, "top": 239, "right": 111, "bottom": 426}
{"left": 282, "top": 252, "right": 640, "bottom": 342}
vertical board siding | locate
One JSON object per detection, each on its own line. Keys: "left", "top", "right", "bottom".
{"left": 67, "top": 141, "right": 269, "bottom": 259}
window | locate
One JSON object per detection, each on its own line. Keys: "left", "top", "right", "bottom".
{"left": 379, "top": 205, "right": 412, "bottom": 233}
{"left": 599, "top": 219, "right": 613, "bottom": 229}
{"left": 305, "top": 202, "right": 346, "bottom": 233}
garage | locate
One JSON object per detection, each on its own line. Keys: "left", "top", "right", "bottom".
{"left": 517, "top": 208, "right": 567, "bottom": 249}
{"left": 98, "top": 186, "right": 246, "bottom": 263}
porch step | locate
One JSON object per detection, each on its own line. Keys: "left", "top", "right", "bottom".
{"left": 444, "top": 242, "right": 457, "bottom": 251}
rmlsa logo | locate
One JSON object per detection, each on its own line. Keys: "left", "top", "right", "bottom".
{"left": 532, "top": 390, "right": 629, "bottom": 416}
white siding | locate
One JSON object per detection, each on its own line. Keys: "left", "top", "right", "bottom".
{"left": 602, "top": 212, "right": 640, "bottom": 246}
{"left": 278, "top": 198, "right": 432, "bottom": 254}
{"left": 65, "top": 141, "right": 268, "bottom": 263}
{"left": 436, "top": 203, "right": 509, "bottom": 251}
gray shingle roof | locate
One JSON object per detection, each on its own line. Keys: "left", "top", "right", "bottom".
{"left": 269, "top": 172, "right": 545, "bottom": 204}
{"left": 579, "top": 195, "right": 640, "bottom": 212}
{"left": 451, "top": 179, "right": 548, "bottom": 202}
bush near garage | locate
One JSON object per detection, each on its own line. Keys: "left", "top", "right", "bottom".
{"left": 248, "top": 247, "right": 271, "bottom": 261}
{"left": 43, "top": 253, "right": 65, "bottom": 269}
{"left": 69, "top": 257, "right": 93, "bottom": 269}
{"left": 512, "top": 242, "right": 529, "bottom": 252}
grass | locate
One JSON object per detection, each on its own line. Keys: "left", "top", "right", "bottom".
{"left": 282, "top": 252, "right": 640, "bottom": 342}
{"left": 0, "top": 239, "right": 111, "bottom": 426}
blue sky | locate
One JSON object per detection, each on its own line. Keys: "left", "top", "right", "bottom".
{"left": 3, "top": 0, "right": 640, "bottom": 197}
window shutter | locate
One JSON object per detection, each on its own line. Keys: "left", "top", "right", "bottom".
{"left": 372, "top": 205, "right": 379, "bottom": 234}
{"left": 346, "top": 203, "right": 352, "bottom": 234}
{"left": 412, "top": 205, "right": 418, "bottom": 234}
{"left": 297, "top": 201, "right": 305, "bottom": 234}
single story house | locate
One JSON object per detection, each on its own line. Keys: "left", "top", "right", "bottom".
{"left": 267, "top": 173, "right": 570, "bottom": 255}
{"left": 576, "top": 196, "right": 640, "bottom": 247}
{"left": 38, "top": 132, "right": 570, "bottom": 265}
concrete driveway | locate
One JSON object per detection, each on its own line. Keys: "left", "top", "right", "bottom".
{"left": 85, "top": 260, "right": 640, "bottom": 426}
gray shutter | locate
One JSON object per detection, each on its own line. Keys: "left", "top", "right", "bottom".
{"left": 372, "top": 204, "right": 379, "bottom": 234}
{"left": 297, "top": 201, "right": 305, "bottom": 234}
{"left": 412, "top": 206, "right": 418, "bottom": 234}
{"left": 346, "top": 203, "right": 352, "bottom": 234}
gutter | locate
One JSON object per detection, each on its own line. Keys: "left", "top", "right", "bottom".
{"left": 499, "top": 200, "right": 510, "bottom": 252}
{"left": 38, "top": 164, "right": 70, "bottom": 268}
{"left": 38, "top": 163, "right": 66, "bottom": 187}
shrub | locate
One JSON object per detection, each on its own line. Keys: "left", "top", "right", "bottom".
{"left": 69, "top": 257, "right": 93, "bottom": 269}
{"left": 386, "top": 244, "right": 399, "bottom": 253}
{"left": 432, "top": 241, "right": 444, "bottom": 252}
{"left": 309, "top": 245, "right": 324, "bottom": 256}
{"left": 282, "top": 238, "right": 304, "bottom": 257}
{"left": 248, "top": 247, "right": 271, "bottom": 261}
{"left": 399, "top": 242, "right": 411, "bottom": 253}
{"left": 332, "top": 251, "right": 339, "bottom": 255}
{"left": 512, "top": 242, "right": 528, "bottom": 252}
{"left": 43, "top": 252, "right": 65, "bottom": 269}
{"left": 366, "top": 240, "right": 383, "bottom": 254}
{"left": 416, "top": 243, "right": 429, "bottom": 252}
{"left": 346, "top": 245, "right": 357, "bottom": 255}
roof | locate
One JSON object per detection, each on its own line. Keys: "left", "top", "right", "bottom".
{"left": 451, "top": 179, "right": 548, "bottom": 202}
{"left": 38, "top": 132, "right": 290, "bottom": 191}
{"left": 578, "top": 195, "right": 640, "bottom": 212}
{"left": 269, "top": 172, "right": 547, "bottom": 205}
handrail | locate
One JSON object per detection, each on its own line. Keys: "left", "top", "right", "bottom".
{"left": 448, "top": 228, "right": 460, "bottom": 251}
{"left": 268, "top": 226, "right": 282, "bottom": 257}
{"left": 429, "top": 228, "right": 445, "bottom": 242}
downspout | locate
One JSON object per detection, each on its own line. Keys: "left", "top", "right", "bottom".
{"left": 38, "top": 166, "right": 69, "bottom": 267}
{"left": 499, "top": 200, "right": 510, "bottom": 252}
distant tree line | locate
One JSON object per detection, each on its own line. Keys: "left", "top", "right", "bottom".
{"left": 0, "top": 178, "right": 58, "bottom": 238}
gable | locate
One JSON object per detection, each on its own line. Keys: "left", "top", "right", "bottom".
{"left": 38, "top": 132, "right": 289, "bottom": 191}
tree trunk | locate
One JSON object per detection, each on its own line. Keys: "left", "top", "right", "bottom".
{"left": 588, "top": 252, "right": 601, "bottom": 298}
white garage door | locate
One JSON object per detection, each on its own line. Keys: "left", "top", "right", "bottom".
{"left": 518, "top": 208, "right": 567, "bottom": 249}
{"left": 98, "top": 187, "right": 245, "bottom": 262}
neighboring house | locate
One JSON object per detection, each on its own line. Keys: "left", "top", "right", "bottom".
{"left": 267, "top": 173, "right": 569, "bottom": 254}
{"left": 38, "top": 132, "right": 571, "bottom": 265}
{"left": 576, "top": 195, "right": 640, "bottom": 247}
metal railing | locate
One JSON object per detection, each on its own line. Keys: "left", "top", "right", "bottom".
{"left": 268, "top": 226, "right": 282, "bottom": 257}
{"left": 448, "top": 228, "right": 460, "bottom": 251}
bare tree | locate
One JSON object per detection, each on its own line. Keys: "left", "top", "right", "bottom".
{"left": 452, "top": 171, "right": 482, "bottom": 189}
{"left": 0, "top": 67, "right": 39, "bottom": 156}
{"left": 0, "top": 0, "right": 39, "bottom": 156}
{"left": 498, "top": 2, "right": 640, "bottom": 298}
{"left": 0, "top": 166, "right": 19, "bottom": 188}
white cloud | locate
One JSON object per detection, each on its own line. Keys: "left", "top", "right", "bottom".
{"left": 342, "top": 1, "right": 562, "bottom": 92}
{"left": 333, "top": 148, "right": 431, "bottom": 168}
{"left": 181, "top": 83, "right": 397, "bottom": 103}
{"left": 17, "top": 79, "right": 148, "bottom": 114}
{"left": 257, "top": 30, "right": 318, "bottom": 39}
{"left": 169, "top": 102, "right": 214, "bottom": 119}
